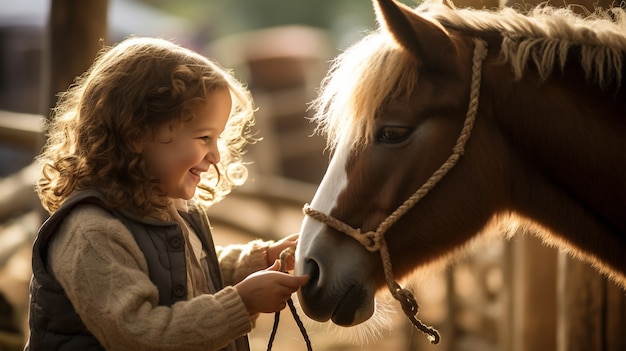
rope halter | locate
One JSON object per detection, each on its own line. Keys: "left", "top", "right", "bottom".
{"left": 303, "top": 38, "right": 488, "bottom": 345}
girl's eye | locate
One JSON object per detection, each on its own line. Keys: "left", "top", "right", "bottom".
{"left": 200, "top": 136, "right": 212, "bottom": 143}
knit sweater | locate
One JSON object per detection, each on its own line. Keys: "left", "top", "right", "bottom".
{"left": 45, "top": 201, "right": 270, "bottom": 350}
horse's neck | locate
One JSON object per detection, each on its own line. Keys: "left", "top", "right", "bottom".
{"left": 497, "top": 78, "right": 624, "bottom": 179}
{"left": 486, "top": 61, "right": 626, "bottom": 274}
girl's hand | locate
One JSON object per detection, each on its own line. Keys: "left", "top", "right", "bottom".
{"left": 235, "top": 261, "right": 310, "bottom": 314}
{"left": 266, "top": 233, "right": 299, "bottom": 270}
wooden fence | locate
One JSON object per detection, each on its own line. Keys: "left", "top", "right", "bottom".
{"left": 0, "top": 0, "right": 624, "bottom": 350}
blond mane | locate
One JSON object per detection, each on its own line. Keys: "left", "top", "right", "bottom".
{"left": 310, "top": 1, "right": 626, "bottom": 151}
{"left": 428, "top": 2, "right": 626, "bottom": 85}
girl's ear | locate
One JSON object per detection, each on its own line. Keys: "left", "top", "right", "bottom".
{"left": 132, "top": 139, "right": 144, "bottom": 153}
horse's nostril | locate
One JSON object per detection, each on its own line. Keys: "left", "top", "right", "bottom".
{"left": 303, "top": 258, "right": 320, "bottom": 286}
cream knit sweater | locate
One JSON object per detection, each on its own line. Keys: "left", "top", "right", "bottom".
{"left": 48, "top": 202, "right": 270, "bottom": 351}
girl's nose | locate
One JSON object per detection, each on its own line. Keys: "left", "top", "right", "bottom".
{"left": 205, "top": 149, "right": 220, "bottom": 165}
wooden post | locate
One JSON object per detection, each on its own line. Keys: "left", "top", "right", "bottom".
{"left": 44, "top": 0, "right": 109, "bottom": 115}
{"left": 36, "top": 0, "right": 109, "bottom": 214}
{"left": 508, "top": 234, "right": 558, "bottom": 351}
{"left": 557, "top": 253, "right": 626, "bottom": 351}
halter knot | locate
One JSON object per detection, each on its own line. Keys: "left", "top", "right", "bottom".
{"left": 357, "top": 230, "right": 382, "bottom": 252}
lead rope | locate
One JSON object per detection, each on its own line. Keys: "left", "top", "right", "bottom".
{"left": 267, "top": 247, "right": 313, "bottom": 351}
{"left": 303, "top": 38, "right": 488, "bottom": 345}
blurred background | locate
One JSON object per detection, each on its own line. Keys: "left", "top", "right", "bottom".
{"left": 0, "top": 0, "right": 623, "bottom": 350}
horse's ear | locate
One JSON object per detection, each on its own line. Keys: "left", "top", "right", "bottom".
{"left": 373, "top": 0, "right": 457, "bottom": 73}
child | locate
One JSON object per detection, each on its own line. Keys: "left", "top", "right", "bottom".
{"left": 26, "top": 37, "right": 309, "bottom": 351}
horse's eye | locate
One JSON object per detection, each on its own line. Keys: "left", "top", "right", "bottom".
{"left": 376, "top": 126, "right": 412, "bottom": 144}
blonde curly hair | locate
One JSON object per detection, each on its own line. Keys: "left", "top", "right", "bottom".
{"left": 36, "top": 37, "right": 256, "bottom": 216}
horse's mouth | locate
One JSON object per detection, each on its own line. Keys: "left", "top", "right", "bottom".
{"left": 296, "top": 254, "right": 376, "bottom": 326}
{"left": 330, "top": 285, "right": 371, "bottom": 326}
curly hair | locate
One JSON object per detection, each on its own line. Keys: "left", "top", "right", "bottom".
{"left": 36, "top": 37, "right": 256, "bottom": 217}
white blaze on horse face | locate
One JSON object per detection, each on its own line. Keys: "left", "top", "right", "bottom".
{"left": 296, "top": 140, "right": 349, "bottom": 257}
{"left": 309, "top": 144, "right": 349, "bottom": 213}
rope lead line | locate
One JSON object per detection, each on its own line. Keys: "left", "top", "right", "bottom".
{"left": 267, "top": 248, "right": 313, "bottom": 351}
{"left": 302, "top": 38, "right": 488, "bottom": 346}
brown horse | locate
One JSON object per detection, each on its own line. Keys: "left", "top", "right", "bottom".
{"left": 294, "top": 0, "right": 626, "bottom": 336}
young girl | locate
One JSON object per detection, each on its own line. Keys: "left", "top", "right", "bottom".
{"left": 26, "top": 37, "right": 309, "bottom": 351}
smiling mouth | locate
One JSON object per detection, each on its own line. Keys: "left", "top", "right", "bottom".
{"left": 188, "top": 169, "right": 204, "bottom": 185}
{"left": 190, "top": 167, "right": 207, "bottom": 178}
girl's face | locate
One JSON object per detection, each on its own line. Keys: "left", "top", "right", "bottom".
{"left": 140, "top": 87, "right": 232, "bottom": 200}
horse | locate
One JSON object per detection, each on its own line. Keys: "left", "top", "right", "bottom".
{"left": 294, "top": 0, "right": 626, "bottom": 343}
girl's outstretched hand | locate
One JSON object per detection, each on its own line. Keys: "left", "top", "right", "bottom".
{"left": 235, "top": 260, "right": 310, "bottom": 315}
{"left": 266, "top": 233, "right": 299, "bottom": 270}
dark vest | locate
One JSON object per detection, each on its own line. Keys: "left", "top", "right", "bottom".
{"left": 26, "top": 190, "right": 249, "bottom": 351}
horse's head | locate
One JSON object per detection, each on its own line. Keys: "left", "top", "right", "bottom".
{"left": 296, "top": 0, "right": 505, "bottom": 327}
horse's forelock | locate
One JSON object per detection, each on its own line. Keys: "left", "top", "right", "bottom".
{"left": 310, "top": 31, "right": 420, "bottom": 152}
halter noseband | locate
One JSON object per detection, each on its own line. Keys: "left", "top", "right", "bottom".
{"left": 303, "top": 38, "right": 488, "bottom": 345}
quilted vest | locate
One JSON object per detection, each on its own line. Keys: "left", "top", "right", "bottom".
{"left": 25, "top": 190, "right": 248, "bottom": 351}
